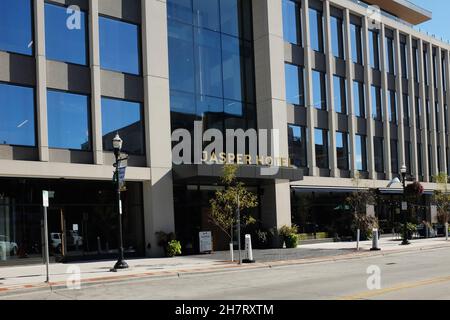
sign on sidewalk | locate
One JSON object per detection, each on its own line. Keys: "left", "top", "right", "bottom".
{"left": 199, "top": 231, "right": 212, "bottom": 253}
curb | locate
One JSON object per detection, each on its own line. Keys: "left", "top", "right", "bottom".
{"left": 1, "top": 242, "right": 449, "bottom": 297}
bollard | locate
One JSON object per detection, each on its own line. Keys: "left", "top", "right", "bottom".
{"left": 229, "top": 243, "right": 234, "bottom": 262}
{"left": 356, "top": 229, "right": 361, "bottom": 251}
{"left": 243, "top": 234, "right": 255, "bottom": 263}
{"left": 370, "top": 228, "right": 381, "bottom": 251}
{"left": 446, "top": 222, "right": 449, "bottom": 241}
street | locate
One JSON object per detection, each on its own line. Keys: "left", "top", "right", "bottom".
{"left": 2, "top": 246, "right": 450, "bottom": 300}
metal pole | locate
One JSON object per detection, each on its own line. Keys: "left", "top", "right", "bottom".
{"left": 43, "top": 206, "right": 49, "bottom": 283}
{"left": 114, "top": 153, "right": 128, "bottom": 270}
{"left": 237, "top": 194, "right": 241, "bottom": 265}
{"left": 401, "top": 174, "right": 410, "bottom": 245}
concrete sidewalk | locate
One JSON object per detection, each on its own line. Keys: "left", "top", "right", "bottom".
{"left": 1, "top": 237, "right": 449, "bottom": 296}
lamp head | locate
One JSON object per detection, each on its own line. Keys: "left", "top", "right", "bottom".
{"left": 400, "top": 164, "right": 407, "bottom": 175}
{"left": 112, "top": 133, "right": 123, "bottom": 153}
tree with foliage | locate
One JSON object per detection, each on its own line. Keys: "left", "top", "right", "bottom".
{"left": 432, "top": 173, "right": 450, "bottom": 240}
{"left": 209, "top": 164, "right": 258, "bottom": 258}
{"left": 345, "top": 173, "right": 378, "bottom": 243}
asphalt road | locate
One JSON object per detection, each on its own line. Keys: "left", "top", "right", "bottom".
{"left": 2, "top": 247, "right": 450, "bottom": 300}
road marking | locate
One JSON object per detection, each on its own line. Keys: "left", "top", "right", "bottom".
{"left": 340, "top": 275, "right": 450, "bottom": 300}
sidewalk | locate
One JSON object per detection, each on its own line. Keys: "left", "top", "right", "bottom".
{"left": 1, "top": 237, "right": 449, "bottom": 296}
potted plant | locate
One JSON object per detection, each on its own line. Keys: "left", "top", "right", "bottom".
{"left": 278, "top": 225, "right": 299, "bottom": 248}
{"left": 166, "top": 240, "right": 182, "bottom": 257}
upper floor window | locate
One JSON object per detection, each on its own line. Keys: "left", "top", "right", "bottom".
{"left": 355, "top": 134, "right": 367, "bottom": 172}
{"left": 442, "top": 54, "right": 447, "bottom": 90}
{"left": 385, "top": 36, "right": 395, "bottom": 75}
{"left": 47, "top": 90, "right": 90, "bottom": 150}
{"left": 309, "top": 8, "right": 323, "bottom": 53}
{"left": 285, "top": 63, "right": 304, "bottom": 106}
{"left": 312, "top": 70, "right": 326, "bottom": 110}
{"left": 400, "top": 42, "right": 408, "bottom": 79}
{"left": 433, "top": 51, "right": 438, "bottom": 88}
{"left": 336, "top": 131, "right": 349, "bottom": 170}
{"left": 99, "top": 16, "right": 141, "bottom": 75}
{"left": 282, "top": 0, "right": 301, "bottom": 46}
{"left": 403, "top": 94, "right": 410, "bottom": 127}
{"left": 45, "top": 3, "right": 88, "bottom": 65}
{"left": 374, "top": 137, "right": 384, "bottom": 173}
{"left": 369, "top": 30, "right": 380, "bottom": 70}
{"left": 371, "top": 85, "right": 382, "bottom": 121}
{"left": 288, "top": 124, "right": 307, "bottom": 168}
{"left": 333, "top": 75, "right": 346, "bottom": 114}
{"left": 391, "top": 139, "right": 399, "bottom": 174}
{"left": 101, "top": 97, "right": 144, "bottom": 155}
{"left": 388, "top": 90, "right": 397, "bottom": 124}
{"left": 0, "top": 0, "right": 33, "bottom": 55}
{"left": 423, "top": 49, "right": 429, "bottom": 86}
{"left": 413, "top": 46, "right": 419, "bottom": 82}
{"left": 315, "top": 128, "right": 329, "bottom": 169}
{"left": 350, "top": 23, "right": 362, "bottom": 64}
{"left": 330, "top": 15, "right": 344, "bottom": 59}
{"left": 353, "top": 81, "right": 365, "bottom": 118}
{"left": 0, "top": 82, "right": 35, "bottom": 147}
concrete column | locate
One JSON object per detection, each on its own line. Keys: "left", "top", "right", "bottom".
{"left": 407, "top": 35, "right": 419, "bottom": 181}
{"left": 394, "top": 30, "right": 405, "bottom": 168}
{"left": 380, "top": 24, "right": 392, "bottom": 180}
{"left": 362, "top": 17, "right": 375, "bottom": 179}
{"left": 301, "top": 0, "right": 317, "bottom": 176}
{"left": 343, "top": 9, "right": 357, "bottom": 178}
{"left": 436, "top": 49, "right": 447, "bottom": 174}
{"left": 428, "top": 46, "right": 438, "bottom": 179}
{"left": 34, "top": 0, "right": 49, "bottom": 162}
{"left": 323, "top": 0, "right": 337, "bottom": 177}
{"left": 252, "top": 0, "right": 291, "bottom": 230}
{"left": 89, "top": 0, "right": 103, "bottom": 165}
{"left": 141, "top": 0, "right": 175, "bottom": 257}
{"left": 418, "top": 40, "right": 429, "bottom": 181}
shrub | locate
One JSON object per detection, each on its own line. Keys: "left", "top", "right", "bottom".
{"left": 166, "top": 240, "right": 182, "bottom": 257}
{"left": 285, "top": 233, "right": 298, "bottom": 248}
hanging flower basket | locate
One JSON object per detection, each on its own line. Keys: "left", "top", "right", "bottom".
{"left": 404, "top": 181, "right": 424, "bottom": 197}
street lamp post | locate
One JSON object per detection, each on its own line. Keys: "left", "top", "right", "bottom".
{"left": 113, "top": 133, "right": 128, "bottom": 270}
{"left": 400, "top": 164, "right": 410, "bottom": 246}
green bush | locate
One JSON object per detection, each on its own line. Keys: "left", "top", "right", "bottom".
{"left": 285, "top": 233, "right": 298, "bottom": 248}
{"left": 166, "top": 240, "right": 182, "bottom": 257}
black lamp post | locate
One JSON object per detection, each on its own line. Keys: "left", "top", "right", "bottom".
{"left": 400, "top": 164, "right": 410, "bottom": 246}
{"left": 113, "top": 133, "right": 128, "bottom": 270}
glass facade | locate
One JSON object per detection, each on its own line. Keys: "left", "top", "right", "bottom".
{"left": 388, "top": 90, "right": 397, "bottom": 124}
{"left": 385, "top": 36, "right": 395, "bottom": 75}
{"left": 167, "top": 0, "right": 255, "bottom": 137}
{"left": 288, "top": 124, "right": 307, "bottom": 168}
{"left": 99, "top": 16, "right": 141, "bottom": 75}
{"left": 371, "top": 85, "right": 382, "bottom": 121}
{"left": 0, "top": 83, "right": 35, "bottom": 147}
{"left": 369, "top": 30, "right": 380, "bottom": 70}
{"left": 374, "top": 137, "right": 384, "bottom": 173}
{"left": 355, "top": 134, "right": 367, "bottom": 171}
{"left": 350, "top": 23, "right": 362, "bottom": 64}
{"left": 45, "top": 3, "right": 88, "bottom": 65}
{"left": 309, "top": 8, "right": 323, "bottom": 53}
{"left": 353, "top": 81, "right": 365, "bottom": 118}
{"left": 0, "top": 0, "right": 33, "bottom": 55}
{"left": 101, "top": 97, "right": 144, "bottom": 155}
{"left": 47, "top": 90, "right": 90, "bottom": 151}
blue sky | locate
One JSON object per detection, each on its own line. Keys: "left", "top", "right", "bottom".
{"left": 412, "top": 0, "right": 450, "bottom": 43}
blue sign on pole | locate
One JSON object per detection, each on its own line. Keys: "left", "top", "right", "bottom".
{"left": 118, "top": 166, "right": 126, "bottom": 183}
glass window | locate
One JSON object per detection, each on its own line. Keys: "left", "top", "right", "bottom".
{"left": 336, "top": 131, "right": 349, "bottom": 170}
{"left": 99, "top": 16, "right": 140, "bottom": 75}
{"left": 350, "top": 23, "right": 362, "bottom": 64}
{"left": 417, "top": 143, "right": 423, "bottom": 177}
{"left": 374, "top": 137, "right": 384, "bottom": 173}
{"left": 413, "top": 46, "right": 419, "bottom": 82}
{"left": 309, "top": 8, "right": 323, "bottom": 53}
{"left": 415, "top": 97, "right": 421, "bottom": 130}
{"left": 285, "top": 63, "right": 304, "bottom": 106}
{"left": 353, "top": 81, "right": 365, "bottom": 118}
{"left": 312, "top": 70, "right": 326, "bottom": 110}
{"left": 167, "top": 0, "right": 193, "bottom": 24}
{"left": 391, "top": 139, "right": 398, "bottom": 174}
{"left": 315, "top": 128, "right": 328, "bottom": 169}
{"left": 385, "top": 36, "right": 395, "bottom": 74}
{"left": 369, "top": 30, "right": 380, "bottom": 69}
{"left": 47, "top": 90, "right": 90, "bottom": 150}
{"left": 333, "top": 75, "right": 346, "bottom": 114}
{"left": 330, "top": 15, "right": 344, "bottom": 59}
{"left": 288, "top": 124, "right": 307, "bottom": 168}
{"left": 442, "top": 55, "right": 447, "bottom": 90}
{"left": 433, "top": 52, "right": 438, "bottom": 88}
{"left": 222, "top": 34, "right": 249, "bottom": 102}
{"left": 101, "top": 97, "right": 144, "bottom": 155}
{"left": 435, "top": 101, "right": 440, "bottom": 132}
{"left": 0, "top": 82, "right": 35, "bottom": 147}
{"left": 371, "top": 85, "right": 382, "bottom": 120}
{"left": 400, "top": 42, "right": 408, "bottom": 79}
{"left": 282, "top": 0, "right": 301, "bottom": 46}
{"left": 355, "top": 134, "right": 367, "bottom": 171}
{"left": 193, "top": 0, "right": 220, "bottom": 31}
{"left": 426, "top": 99, "right": 430, "bottom": 129}
{"left": 0, "top": 0, "right": 33, "bottom": 55}
{"left": 388, "top": 90, "right": 397, "bottom": 124}
{"left": 405, "top": 142, "right": 412, "bottom": 174}
{"left": 45, "top": 3, "right": 87, "bottom": 65}
{"left": 403, "top": 94, "right": 410, "bottom": 127}
{"left": 423, "top": 50, "right": 429, "bottom": 86}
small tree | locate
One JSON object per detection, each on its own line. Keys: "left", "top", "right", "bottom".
{"left": 345, "top": 173, "right": 378, "bottom": 245}
{"left": 432, "top": 173, "right": 450, "bottom": 240}
{"left": 209, "top": 165, "right": 258, "bottom": 259}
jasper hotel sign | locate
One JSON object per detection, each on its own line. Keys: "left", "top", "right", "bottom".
{"left": 172, "top": 121, "right": 292, "bottom": 176}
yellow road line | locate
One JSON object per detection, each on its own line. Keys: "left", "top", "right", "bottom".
{"left": 339, "top": 275, "right": 450, "bottom": 300}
